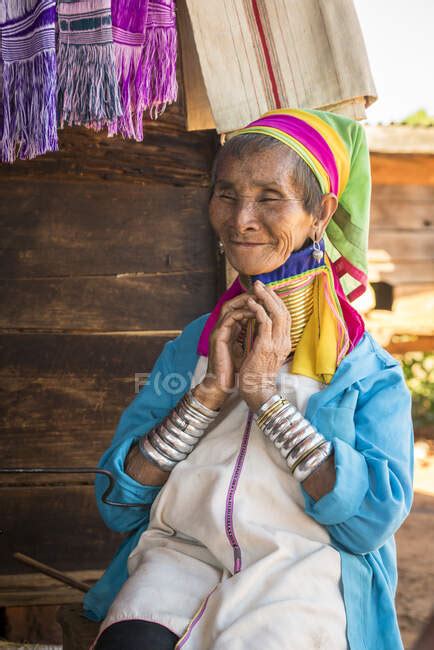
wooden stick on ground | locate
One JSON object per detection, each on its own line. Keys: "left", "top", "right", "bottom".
{"left": 13, "top": 552, "right": 90, "bottom": 593}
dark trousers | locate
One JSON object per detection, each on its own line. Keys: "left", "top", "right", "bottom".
{"left": 94, "top": 620, "right": 179, "bottom": 650}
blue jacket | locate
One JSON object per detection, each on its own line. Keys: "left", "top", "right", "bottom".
{"left": 83, "top": 313, "right": 414, "bottom": 650}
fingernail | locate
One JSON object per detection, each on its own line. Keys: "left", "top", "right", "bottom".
{"left": 255, "top": 279, "right": 263, "bottom": 287}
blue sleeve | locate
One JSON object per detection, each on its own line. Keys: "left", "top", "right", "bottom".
{"left": 302, "top": 362, "right": 414, "bottom": 555}
{"left": 95, "top": 335, "right": 192, "bottom": 533}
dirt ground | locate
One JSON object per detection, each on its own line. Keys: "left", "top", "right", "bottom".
{"left": 396, "top": 440, "right": 434, "bottom": 649}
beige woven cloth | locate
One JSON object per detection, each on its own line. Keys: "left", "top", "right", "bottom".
{"left": 178, "top": 0, "right": 377, "bottom": 132}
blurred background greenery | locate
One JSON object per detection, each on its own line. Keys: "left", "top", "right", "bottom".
{"left": 399, "top": 352, "right": 434, "bottom": 438}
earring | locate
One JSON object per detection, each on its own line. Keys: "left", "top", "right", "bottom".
{"left": 217, "top": 240, "right": 225, "bottom": 255}
{"left": 312, "top": 237, "right": 324, "bottom": 263}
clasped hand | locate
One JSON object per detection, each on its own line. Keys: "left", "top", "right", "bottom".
{"left": 203, "top": 280, "right": 292, "bottom": 412}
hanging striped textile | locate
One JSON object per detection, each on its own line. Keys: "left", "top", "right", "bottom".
{"left": 179, "top": 0, "right": 377, "bottom": 132}
{"left": 0, "top": 0, "right": 58, "bottom": 162}
{"left": 108, "top": 0, "right": 178, "bottom": 141}
{"left": 57, "top": 0, "right": 122, "bottom": 129}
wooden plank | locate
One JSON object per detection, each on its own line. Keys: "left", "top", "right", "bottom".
{"left": 0, "top": 486, "right": 124, "bottom": 575}
{"left": 372, "top": 184, "right": 434, "bottom": 203}
{"left": 5, "top": 605, "right": 63, "bottom": 644}
{"left": 368, "top": 260, "right": 434, "bottom": 285}
{"left": 371, "top": 186, "right": 434, "bottom": 230}
{"left": 0, "top": 271, "right": 215, "bottom": 330}
{"left": 0, "top": 181, "right": 216, "bottom": 278}
{"left": 370, "top": 153, "right": 434, "bottom": 186}
{"left": 0, "top": 571, "right": 101, "bottom": 607}
{"left": 394, "top": 283, "right": 434, "bottom": 298}
{"left": 0, "top": 111, "right": 219, "bottom": 188}
{"left": 1, "top": 332, "right": 170, "bottom": 377}
{"left": 0, "top": 333, "right": 181, "bottom": 485}
{"left": 58, "top": 603, "right": 100, "bottom": 650}
{"left": 386, "top": 336, "right": 434, "bottom": 354}
{"left": 368, "top": 230, "right": 434, "bottom": 260}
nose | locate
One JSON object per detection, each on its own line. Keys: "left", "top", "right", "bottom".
{"left": 230, "top": 197, "right": 261, "bottom": 232}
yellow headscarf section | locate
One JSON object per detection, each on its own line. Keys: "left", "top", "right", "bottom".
{"left": 244, "top": 256, "right": 350, "bottom": 385}
{"left": 291, "top": 263, "right": 349, "bottom": 384}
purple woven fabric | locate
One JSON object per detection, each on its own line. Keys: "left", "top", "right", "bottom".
{"left": 109, "top": 0, "right": 178, "bottom": 140}
{"left": 0, "top": 0, "right": 58, "bottom": 162}
{"left": 109, "top": 0, "right": 149, "bottom": 139}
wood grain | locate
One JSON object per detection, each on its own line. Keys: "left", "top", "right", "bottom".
{"left": 369, "top": 259, "right": 434, "bottom": 289}
{"left": 0, "top": 106, "right": 219, "bottom": 188}
{"left": 0, "top": 486, "right": 124, "bottom": 575}
{"left": 368, "top": 260, "right": 434, "bottom": 285}
{"left": 0, "top": 571, "right": 101, "bottom": 607}
{"left": 58, "top": 603, "right": 100, "bottom": 650}
{"left": 371, "top": 154, "right": 434, "bottom": 186}
{"left": 0, "top": 78, "right": 221, "bottom": 614}
{"left": 0, "top": 333, "right": 176, "bottom": 485}
{"left": 368, "top": 230, "right": 434, "bottom": 261}
{"left": 0, "top": 180, "right": 215, "bottom": 278}
{"left": 0, "top": 271, "right": 215, "bottom": 330}
{"left": 371, "top": 184, "right": 434, "bottom": 230}
{"left": 386, "top": 336, "right": 434, "bottom": 354}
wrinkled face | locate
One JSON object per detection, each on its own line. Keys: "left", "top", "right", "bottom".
{"left": 209, "top": 147, "right": 321, "bottom": 277}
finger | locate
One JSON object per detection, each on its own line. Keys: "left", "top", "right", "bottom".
{"left": 246, "top": 296, "right": 272, "bottom": 344}
{"left": 218, "top": 293, "right": 254, "bottom": 322}
{"left": 231, "top": 340, "right": 245, "bottom": 370}
{"left": 213, "top": 308, "right": 255, "bottom": 344}
{"left": 252, "top": 281, "right": 290, "bottom": 337}
{"left": 252, "top": 280, "right": 287, "bottom": 314}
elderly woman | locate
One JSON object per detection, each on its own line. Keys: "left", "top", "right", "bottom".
{"left": 86, "top": 109, "right": 414, "bottom": 650}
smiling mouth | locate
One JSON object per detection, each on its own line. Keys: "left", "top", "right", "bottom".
{"left": 230, "top": 241, "right": 269, "bottom": 247}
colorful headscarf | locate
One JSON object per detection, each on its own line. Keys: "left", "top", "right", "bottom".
{"left": 198, "top": 108, "right": 369, "bottom": 383}
{"left": 234, "top": 108, "right": 372, "bottom": 302}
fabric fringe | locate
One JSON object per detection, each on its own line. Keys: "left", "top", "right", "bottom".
{"left": 0, "top": 0, "right": 39, "bottom": 23}
{"left": 57, "top": 42, "right": 123, "bottom": 128}
{"left": 108, "top": 42, "right": 144, "bottom": 139}
{"left": 141, "top": 24, "right": 177, "bottom": 118}
{"left": 0, "top": 40, "right": 3, "bottom": 140}
{"left": 109, "top": 25, "right": 178, "bottom": 140}
{"left": 1, "top": 50, "right": 58, "bottom": 162}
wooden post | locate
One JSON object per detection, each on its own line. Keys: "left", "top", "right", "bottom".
{"left": 57, "top": 604, "right": 100, "bottom": 650}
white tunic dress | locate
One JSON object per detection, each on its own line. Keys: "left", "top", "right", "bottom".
{"left": 96, "top": 356, "right": 349, "bottom": 649}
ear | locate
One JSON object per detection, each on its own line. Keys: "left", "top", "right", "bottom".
{"left": 309, "top": 193, "right": 338, "bottom": 240}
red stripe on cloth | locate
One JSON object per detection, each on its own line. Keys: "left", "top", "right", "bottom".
{"left": 251, "top": 0, "right": 281, "bottom": 108}
{"left": 333, "top": 256, "right": 368, "bottom": 302}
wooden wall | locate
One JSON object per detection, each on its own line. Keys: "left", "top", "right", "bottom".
{"left": 0, "top": 103, "right": 221, "bottom": 598}
{"left": 369, "top": 154, "right": 434, "bottom": 293}
{"left": 367, "top": 154, "right": 434, "bottom": 348}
